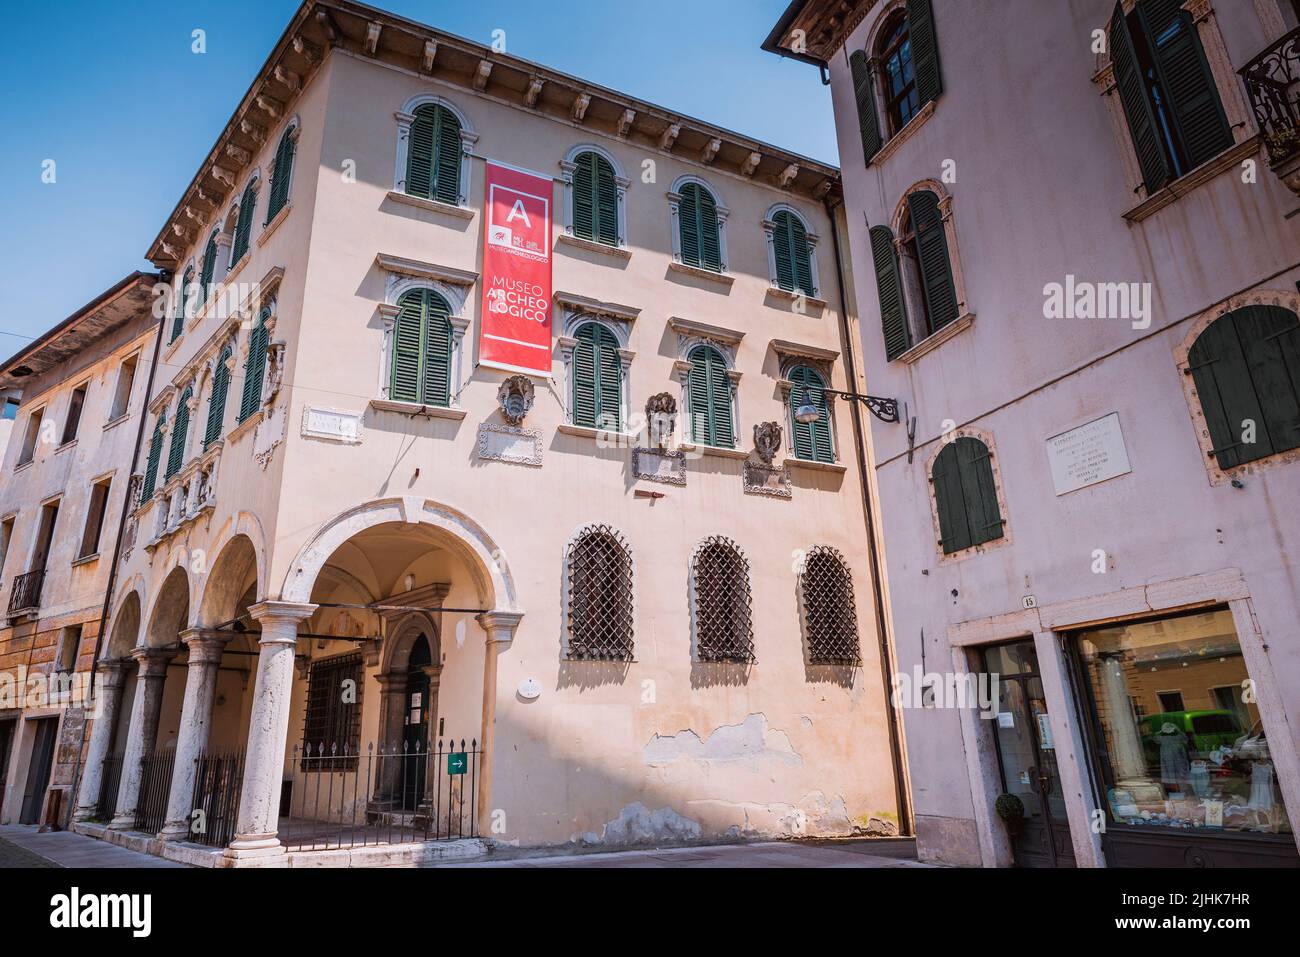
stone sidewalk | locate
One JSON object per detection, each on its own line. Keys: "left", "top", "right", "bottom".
{"left": 0, "top": 825, "right": 187, "bottom": 868}
{"left": 431, "top": 837, "right": 929, "bottom": 868}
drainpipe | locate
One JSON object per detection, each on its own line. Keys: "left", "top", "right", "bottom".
{"left": 64, "top": 275, "right": 167, "bottom": 829}
{"left": 823, "top": 194, "right": 914, "bottom": 838}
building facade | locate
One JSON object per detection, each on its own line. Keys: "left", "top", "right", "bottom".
{"left": 766, "top": 0, "right": 1300, "bottom": 867}
{"left": 66, "top": 0, "right": 906, "bottom": 865}
{"left": 0, "top": 273, "right": 160, "bottom": 828}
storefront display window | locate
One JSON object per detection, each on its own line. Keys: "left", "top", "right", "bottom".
{"left": 1075, "top": 608, "right": 1290, "bottom": 836}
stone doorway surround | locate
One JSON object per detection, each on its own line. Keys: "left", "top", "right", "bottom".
{"left": 946, "top": 567, "right": 1300, "bottom": 868}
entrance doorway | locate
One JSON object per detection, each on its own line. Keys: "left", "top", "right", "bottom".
{"left": 401, "top": 635, "right": 433, "bottom": 811}
{"left": 19, "top": 718, "right": 58, "bottom": 825}
{"left": 984, "top": 640, "right": 1076, "bottom": 868}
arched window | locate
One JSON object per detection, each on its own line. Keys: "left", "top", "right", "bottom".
{"left": 799, "top": 546, "right": 860, "bottom": 665}
{"left": 566, "top": 524, "right": 634, "bottom": 661}
{"left": 165, "top": 386, "right": 192, "bottom": 481}
{"left": 170, "top": 267, "right": 193, "bottom": 344}
{"left": 677, "top": 181, "right": 723, "bottom": 272}
{"left": 851, "top": 50, "right": 882, "bottom": 164}
{"left": 770, "top": 208, "right": 816, "bottom": 296}
{"left": 229, "top": 180, "right": 258, "bottom": 268}
{"left": 851, "top": 0, "right": 943, "bottom": 164}
{"left": 1108, "top": 0, "right": 1232, "bottom": 193}
{"left": 198, "top": 231, "right": 220, "bottom": 298}
{"left": 870, "top": 225, "right": 911, "bottom": 360}
{"left": 571, "top": 150, "right": 619, "bottom": 246}
{"left": 407, "top": 103, "right": 463, "bottom": 205}
{"left": 390, "top": 288, "right": 453, "bottom": 407}
{"left": 691, "top": 536, "right": 754, "bottom": 663}
{"left": 141, "top": 411, "right": 165, "bottom": 500}
{"left": 900, "top": 189, "right": 957, "bottom": 335}
{"left": 788, "top": 366, "right": 834, "bottom": 463}
{"left": 1187, "top": 305, "right": 1300, "bottom": 469}
{"left": 266, "top": 124, "right": 297, "bottom": 223}
{"left": 932, "top": 436, "right": 1004, "bottom": 554}
{"left": 571, "top": 322, "right": 622, "bottom": 429}
{"left": 204, "top": 345, "right": 233, "bottom": 450}
{"left": 239, "top": 307, "right": 271, "bottom": 423}
{"left": 687, "top": 344, "right": 734, "bottom": 448}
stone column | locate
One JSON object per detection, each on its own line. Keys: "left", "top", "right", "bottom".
{"left": 109, "top": 647, "right": 176, "bottom": 830}
{"left": 474, "top": 611, "right": 522, "bottom": 837}
{"left": 224, "top": 600, "right": 316, "bottom": 860}
{"left": 73, "top": 659, "right": 131, "bottom": 822}
{"left": 158, "top": 630, "right": 229, "bottom": 840}
{"left": 1096, "top": 652, "right": 1149, "bottom": 784}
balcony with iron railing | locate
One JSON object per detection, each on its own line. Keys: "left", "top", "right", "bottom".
{"left": 6, "top": 568, "right": 45, "bottom": 616}
{"left": 1240, "top": 25, "right": 1300, "bottom": 195}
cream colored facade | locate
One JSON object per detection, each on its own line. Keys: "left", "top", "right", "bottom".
{"left": 68, "top": 0, "right": 904, "bottom": 865}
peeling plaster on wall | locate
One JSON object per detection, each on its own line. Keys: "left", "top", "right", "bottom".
{"left": 643, "top": 713, "right": 802, "bottom": 770}
{"left": 598, "top": 802, "right": 702, "bottom": 844}
{"left": 687, "top": 790, "right": 857, "bottom": 838}
{"left": 800, "top": 716, "right": 813, "bottom": 730}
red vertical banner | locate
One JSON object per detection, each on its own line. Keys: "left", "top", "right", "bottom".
{"left": 479, "top": 160, "right": 554, "bottom": 376}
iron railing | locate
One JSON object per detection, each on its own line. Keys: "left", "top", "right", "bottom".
{"left": 190, "top": 749, "right": 244, "bottom": 847}
{"left": 1240, "top": 26, "right": 1300, "bottom": 163}
{"left": 96, "top": 752, "right": 124, "bottom": 821}
{"left": 133, "top": 748, "right": 175, "bottom": 834}
{"left": 282, "top": 738, "right": 480, "bottom": 850}
{"left": 7, "top": 568, "right": 44, "bottom": 615}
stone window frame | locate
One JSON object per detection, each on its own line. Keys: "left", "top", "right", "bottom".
{"left": 376, "top": 274, "right": 472, "bottom": 409}
{"left": 775, "top": 351, "right": 840, "bottom": 463}
{"left": 669, "top": 318, "right": 744, "bottom": 450}
{"left": 392, "top": 93, "right": 478, "bottom": 208}
{"left": 224, "top": 168, "right": 263, "bottom": 280}
{"left": 923, "top": 425, "right": 1014, "bottom": 565}
{"left": 860, "top": 0, "right": 942, "bottom": 166}
{"left": 1091, "top": 0, "right": 1257, "bottom": 218}
{"left": 761, "top": 201, "right": 822, "bottom": 299}
{"left": 666, "top": 173, "right": 731, "bottom": 274}
{"left": 556, "top": 310, "right": 634, "bottom": 430}
{"left": 888, "top": 179, "right": 974, "bottom": 359}
{"left": 263, "top": 114, "right": 302, "bottom": 229}
{"left": 561, "top": 521, "right": 636, "bottom": 662}
{"left": 1174, "top": 288, "right": 1300, "bottom": 486}
{"left": 559, "top": 142, "right": 630, "bottom": 249}
{"left": 1254, "top": 0, "right": 1300, "bottom": 38}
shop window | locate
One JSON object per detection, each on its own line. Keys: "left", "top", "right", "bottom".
{"left": 300, "top": 652, "right": 363, "bottom": 771}
{"left": 1075, "top": 608, "right": 1291, "bottom": 837}
{"left": 799, "top": 545, "right": 861, "bottom": 665}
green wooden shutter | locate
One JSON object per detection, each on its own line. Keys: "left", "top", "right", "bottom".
{"left": 432, "top": 106, "right": 463, "bottom": 205}
{"left": 422, "top": 296, "right": 453, "bottom": 407}
{"left": 142, "top": 413, "right": 165, "bottom": 500}
{"left": 573, "top": 153, "right": 596, "bottom": 241}
{"left": 1137, "top": 0, "right": 1232, "bottom": 171}
{"left": 199, "top": 234, "right": 218, "bottom": 295}
{"left": 789, "top": 214, "right": 814, "bottom": 294}
{"left": 266, "top": 129, "right": 296, "bottom": 223}
{"left": 239, "top": 311, "right": 270, "bottom": 422}
{"left": 390, "top": 292, "right": 424, "bottom": 403}
{"left": 572, "top": 326, "right": 598, "bottom": 427}
{"left": 870, "top": 225, "right": 911, "bottom": 360}
{"left": 594, "top": 155, "right": 618, "bottom": 246}
{"left": 1109, "top": 3, "right": 1173, "bottom": 193}
{"left": 407, "top": 106, "right": 436, "bottom": 198}
{"left": 171, "top": 268, "right": 192, "bottom": 343}
{"left": 595, "top": 326, "right": 622, "bottom": 429}
{"left": 204, "top": 346, "right": 232, "bottom": 449}
{"left": 908, "top": 190, "right": 959, "bottom": 333}
{"left": 678, "top": 183, "right": 702, "bottom": 267}
{"left": 954, "top": 437, "right": 1003, "bottom": 547}
{"left": 166, "top": 387, "right": 192, "bottom": 480}
{"left": 850, "top": 51, "right": 883, "bottom": 164}
{"left": 697, "top": 186, "right": 722, "bottom": 272}
{"left": 789, "top": 366, "right": 833, "bottom": 463}
{"left": 932, "top": 443, "right": 970, "bottom": 554}
{"left": 1236, "top": 306, "right": 1300, "bottom": 457}
{"left": 231, "top": 184, "right": 257, "bottom": 266}
{"left": 773, "top": 212, "right": 795, "bottom": 292}
{"left": 1187, "top": 315, "right": 1264, "bottom": 469}
{"left": 689, "top": 346, "right": 732, "bottom": 447}
{"left": 906, "top": 0, "right": 943, "bottom": 105}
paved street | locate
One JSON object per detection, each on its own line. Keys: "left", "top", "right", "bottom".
{"left": 0, "top": 826, "right": 186, "bottom": 868}
{"left": 432, "top": 837, "right": 928, "bottom": 868}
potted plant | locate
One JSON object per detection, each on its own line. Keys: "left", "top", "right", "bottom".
{"left": 995, "top": 792, "right": 1025, "bottom": 837}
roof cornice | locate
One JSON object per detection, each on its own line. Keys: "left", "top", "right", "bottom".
{"left": 761, "top": 0, "right": 879, "bottom": 65}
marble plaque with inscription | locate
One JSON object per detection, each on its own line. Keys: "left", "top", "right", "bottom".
{"left": 477, "top": 423, "right": 542, "bottom": 466}
{"left": 302, "top": 405, "right": 362, "bottom": 444}
{"left": 743, "top": 461, "right": 792, "bottom": 499}
{"left": 1045, "top": 412, "right": 1132, "bottom": 495}
{"left": 632, "top": 447, "right": 686, "bottom": 486}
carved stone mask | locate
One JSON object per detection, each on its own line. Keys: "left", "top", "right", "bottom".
{"left": 497, "top": 374, "right": 535, "bottom": 426}
{"left": 753, "top": 421, "right": 782, "bottom": 464}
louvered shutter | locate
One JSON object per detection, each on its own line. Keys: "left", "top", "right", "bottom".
{"left": 687, "top": 347, "right": 711, "bottom": 444}
{"left": 595, "top": 325, "right": 622, "bottom": 429}
{"left": 267, "top": 129, "right": 296, "bottom": 222}
{"left": 790, "top": 366, "right": 833, "bottom": 463}
{"left": 954, "top": 437, "right": 1003, "bottom": 547}
{"left": 204, "top": 347, "right": 231, "bottom": 449}
{"left": 239, "top": 312, "right": 270, "bottom": 422}
{"left": 697, "top": 186, "right": 723, "bottom": 272}
{"left": 1237, "top": 306, "right": 1300, "bottom": 457}
{"left": 1138, "top": 0, "right": 1232, "bottom": 171}
{"left": 171, "top": 269, "right": 192, "bottom": 343}
{"left": 678, "top": 184, "right": 702, "bottom": 267}
{"left": 572, "top": 327, "right": 598, "bottom": 427}
{"left": 407, "top": 106, "right": 436, "bottom": 198}
{"left": 199, "top": 235, "right": 218, "bottom": 295}
{"left": 870, "top": 226, "right": 911, "bottom": 360}
{"left": 1187, "top": 314, "right": 1264, "bottom": 469}
{"left": 142, "top": 414, "right": 164, "bottom": 500}
{"left": 908, "top": 190, "right": 959, "bottom": 333}
{"left": 773, "top": 212, "right": 795, "bottom": 291}
{"left": 851, "top": 51, "right": 882, "bottom": 164}
{"left": 231, "top": 185, "right": 256, "bottom": 266}
{"left": 166, "top": 387, "right": 192, "bottom": 480}
{"left": 423, "top": 296, "right": 453, "bottom": 408}
{"left": 906, "top": 0, "right": 943, "bottom": 105}
{"left": 789, "top": 214, "right": 813, "bottom": 294}
{"left": 689, "top": 346, "right": 732, "bottom": 447}
{"left": 390, "top": 292, "right": 424, "bottom": 404}
{"left": 432, "top": 106, "right": 463, "bottom": 205}
{"left": 594, "top": 154, "right": 618, "bottom": 246}
{"left": 1109, "top": 3, "right": 1172, "bottom": 193}
{"left": 932, "top": 443, "right": 971, "bottom": 554}
{"left": 573, "top": 153, "right": 596, "bottom": 241}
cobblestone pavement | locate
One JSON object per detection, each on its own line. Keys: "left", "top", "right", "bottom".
{"left": 431, "top": 837, "right": 930, "bottom": 868}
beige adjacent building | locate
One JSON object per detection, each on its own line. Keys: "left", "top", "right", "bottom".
{"left": 64, "top": 0, "right": 908, "bottom": 866}
{"left": 0, "top": 273, "right": 159, "bottom": 827}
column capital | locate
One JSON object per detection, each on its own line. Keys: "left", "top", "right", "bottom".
{"left": 249, "top": 600, "right": 318, "bottom": 626}
{"left": 130, "top": 646, "right": 178, "bottom": 676}
{"left": 476, "top": 610, "right": 523, "bottom": 643}
{"left": 180, "top": 628, "right": 231, "bottom": 664}
{"left": 97, "top": 658, "right": 134, "bottom": 683}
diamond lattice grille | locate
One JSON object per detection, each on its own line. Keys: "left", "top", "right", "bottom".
{"left": 801, "top": 546, "right": 861, "bottom": 664}
{"left": 693, "top": 537, "right": 755, "bottom": 663}
{"left": 567, "top": 525, "right": 634, "bottom": 660}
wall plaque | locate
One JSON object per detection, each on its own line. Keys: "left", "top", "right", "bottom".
{"left": 1045, "top": 412, "right": 1131, "bottom": 496}
{"left": 632, "top": 447, "right": 686, "bottom": 486}
{"left": 743, "top": 461, "right": 792, "bottom": 499}
{"left": 477, "top": 423, "right": 542, "bottom": 466}
{"left": 302, "top": 405, "right": 362, "bottom": 444}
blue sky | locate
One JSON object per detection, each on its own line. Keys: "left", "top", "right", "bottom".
{"left": 0, "top": 0, "right": 836, "bottom": 352}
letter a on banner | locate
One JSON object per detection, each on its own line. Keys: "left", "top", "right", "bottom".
{"left": 479, "top": 160, "right": 554, "bottom": 376}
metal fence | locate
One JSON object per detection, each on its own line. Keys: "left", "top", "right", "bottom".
{"left": 7, "top": 568, "right": 44, "bottom": 615}
{"left": 190, "top": 749, "right": 244, "bottom": 848}
{"left": 282, "top": 738, "right": 480, "bottom": 850}
{"left": 96, "top": 752, "right": 124, "bottom": 821}
{"left": 1240, "top": 26, "right": 1300, "bottom": 163}
{"left": 133, "top": 748, "right": 175, "bottom": 834}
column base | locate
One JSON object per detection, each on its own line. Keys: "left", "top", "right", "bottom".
{"left": 223, "top": 833, "right": 285, "bottom": 859}
{"left": 72, "top": 805, "right": 100, "bottom": 824}
{"left": 157, "top": 821, "right": 192, "bottom": 842}
{"left": 107, "top": 813, "right": 138, "bottom": 831}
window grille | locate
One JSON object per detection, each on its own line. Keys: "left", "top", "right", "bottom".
{"left": 301, "top": 652, "right": 363, "bottom": 771}
{"left": 566, "top": 525, "right": 634, "bottom": 661}
{"left": 800, "top": 546, "right": 861, "bottom": 665}
{"left": 692, "top": 536, "right": 755, "bottom": 663}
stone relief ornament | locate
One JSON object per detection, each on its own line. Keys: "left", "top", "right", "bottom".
{"left": 645, "top": 392, "right": 677, "bottom": 447}
{"left": 264, "top": 341, "right": 287, "bottom": 404}
{"left": 753, "top": 421, "right": 783, "bottom": 465}
{"left": 497, "top": 374, "right": 536, "bottom": 426}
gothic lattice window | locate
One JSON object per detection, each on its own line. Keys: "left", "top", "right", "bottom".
{"left": 800, "top": 546, "right": 861, "bottom": 665}
{"left": 566, "top": 524, "right": 634, "bottom": 661}
{"left": 691, "top": 536, "right": 755, "bottom": 663}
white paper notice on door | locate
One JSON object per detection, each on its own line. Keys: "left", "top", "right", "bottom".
{"left": 1036, "top": 713, "right": 1055, "bottom": 750}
